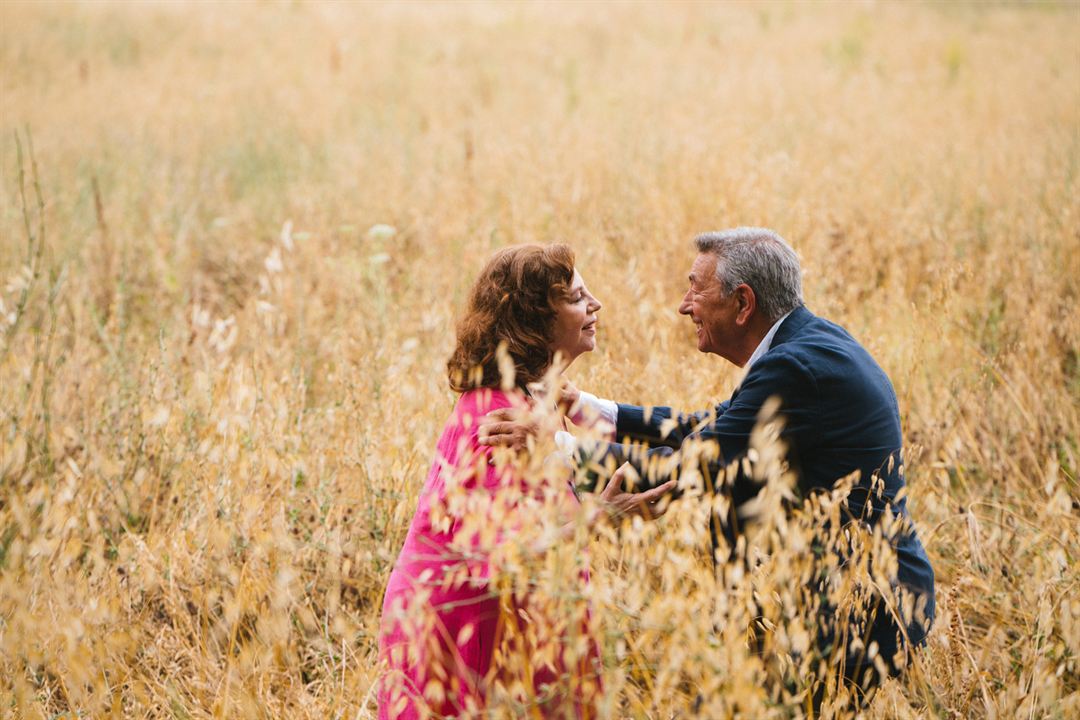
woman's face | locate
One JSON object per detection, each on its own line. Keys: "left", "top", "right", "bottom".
{"left": 550, "top": 268, "right": 602, "bottom": 365}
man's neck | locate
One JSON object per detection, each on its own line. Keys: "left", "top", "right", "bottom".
{"left": 735, "top": 315, "right": 779, "bottom": 367}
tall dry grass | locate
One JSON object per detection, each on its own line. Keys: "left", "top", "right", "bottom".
{"left": 1, "top": 1, "right": 1077, "bottom": 717}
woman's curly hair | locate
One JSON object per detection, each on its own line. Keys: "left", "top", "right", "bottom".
{"left": 447, "top": 244, "right": 575, "bottom": 393}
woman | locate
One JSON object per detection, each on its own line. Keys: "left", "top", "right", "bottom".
{"left": 378, "top": 244, "right": 603, "bottom": 719}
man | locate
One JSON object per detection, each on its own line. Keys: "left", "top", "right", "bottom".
{"left": 480, "top": 227, "right": 935, "bottom": 703}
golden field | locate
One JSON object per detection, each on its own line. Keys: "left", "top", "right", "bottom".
{"left": 1, "top": 1, "right": 1078, "bottom": 717}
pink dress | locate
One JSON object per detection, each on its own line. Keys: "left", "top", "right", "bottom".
{"left": 377, "top": 388, "right": 598, "bottom": 718}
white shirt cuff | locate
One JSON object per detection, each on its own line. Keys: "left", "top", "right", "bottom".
{"left": 569, "top": 391, "right": 618, "bottom": 436}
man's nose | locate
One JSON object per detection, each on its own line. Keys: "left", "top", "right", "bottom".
{"left": 678, "top": 291, "right": 692, "bottom": 315}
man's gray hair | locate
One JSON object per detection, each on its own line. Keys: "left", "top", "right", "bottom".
{"left": 694, "top": 227, "right": 803, "bottom": 322}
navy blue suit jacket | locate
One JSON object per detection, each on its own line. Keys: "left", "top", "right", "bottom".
{"left": 609, "top": 305, "right": 935, "bottom": 656}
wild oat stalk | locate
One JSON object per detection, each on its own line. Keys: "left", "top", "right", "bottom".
{"left": 0, "top": 2, "right": 1077, "bottom": 718}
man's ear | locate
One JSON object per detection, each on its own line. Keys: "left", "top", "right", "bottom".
{"left": 735, "top": 284, "right": 756, "bottom": 325}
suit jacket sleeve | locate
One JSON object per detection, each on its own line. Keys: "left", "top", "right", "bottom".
{"left": 613, "top": 350, "right": 820, "bottom": 509}
{"left": 615, "top": 401, "right": 731, "bottom": 449}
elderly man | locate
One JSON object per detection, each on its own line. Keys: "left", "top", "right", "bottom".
{"left": 481, "top": 227, "right": 935, "bottom": 703}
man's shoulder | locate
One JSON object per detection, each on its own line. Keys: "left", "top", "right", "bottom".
{"left": 775, "top": 309, "right": 866, "bottom": 357}
{"left": 773, "top": 310, "right": 898, "bottom": 404}
{"left": 768, "top": 309, "right": 885, "bottom": 380}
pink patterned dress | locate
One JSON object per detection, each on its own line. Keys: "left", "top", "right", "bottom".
{"left": 377, "top": 388, "right": 598, "bottom": 718}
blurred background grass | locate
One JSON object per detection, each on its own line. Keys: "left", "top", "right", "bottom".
{"left": 1, "top": 1, "right": 1077, "bottom": 717}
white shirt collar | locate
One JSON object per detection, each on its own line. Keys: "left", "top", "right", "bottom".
{"left": 745, "top": 309, "right": 794, "bottom": 372}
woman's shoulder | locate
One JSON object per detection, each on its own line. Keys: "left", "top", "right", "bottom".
{"left": 454, "top": 387, "right": 528, "bottom": 431}
{"left": 456, "top": 386, "right": 528, "bottom": 413}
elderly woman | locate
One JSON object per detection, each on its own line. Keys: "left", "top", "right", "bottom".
{"left": 378, "top": 244, "right": 603, "bottom": 719}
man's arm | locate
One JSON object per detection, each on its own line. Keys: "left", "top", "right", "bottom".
{"left": 603, "top": 351, "right": 819, "bottom": 503}
{"left": 614, "top": 401, "right": 732, "bottom": 449}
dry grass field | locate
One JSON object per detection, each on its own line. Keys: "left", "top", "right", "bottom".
{"left": 1, "top": 1, "right": 1078, "bottom": 717}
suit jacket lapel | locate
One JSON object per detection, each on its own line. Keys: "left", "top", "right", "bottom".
{"left": 770, "top": 305, "right": 813, "bottom": 348}
{"left": 728, "top": 306, "right": 813, "bottom": 401}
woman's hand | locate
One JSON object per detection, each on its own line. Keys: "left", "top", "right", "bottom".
{"left": 598, "top": 462, "right": 676, "bottom": 521}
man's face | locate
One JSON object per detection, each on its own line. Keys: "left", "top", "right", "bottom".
{"left": 678, "top": 253, "right": 739, "bottom": 358}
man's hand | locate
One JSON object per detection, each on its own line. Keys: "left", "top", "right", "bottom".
{"left": 477, "top": 408, "right": 538, "bottom": 451}
{"left": 599, "top": 462, "right": 677, "bottom": 521}
{"left": 559, "top": 379, "right": 581, "bottom": 415}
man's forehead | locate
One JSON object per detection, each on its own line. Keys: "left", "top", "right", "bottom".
{"left": 689, "top": 253, "right": 718, "bottom": 280}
